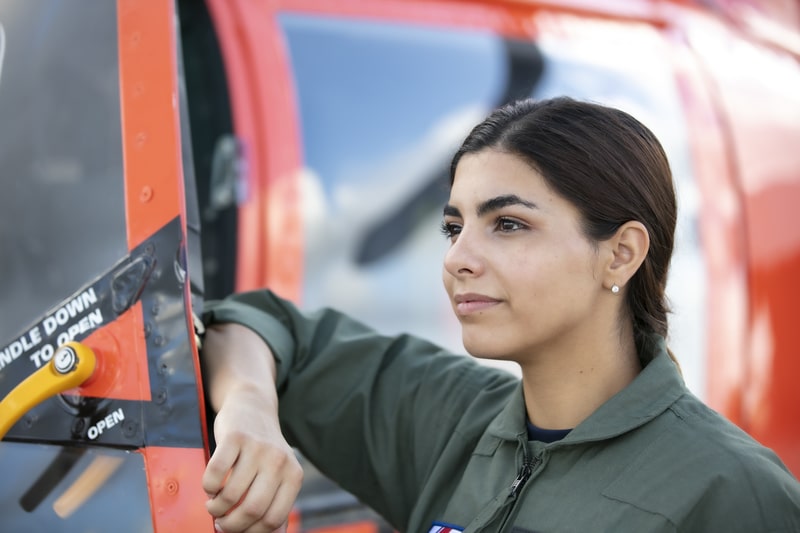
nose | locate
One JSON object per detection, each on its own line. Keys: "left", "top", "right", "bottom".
{"left": 443, "top": 229, "right": 484, "bottom": 279}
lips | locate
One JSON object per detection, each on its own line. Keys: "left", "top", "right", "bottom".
{"left": 453, "top": 293, "right": 502, "bottom": 316}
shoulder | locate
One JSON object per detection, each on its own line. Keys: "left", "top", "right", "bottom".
{"left": 612, "top": 392, "right": 800, "bottom": 531}
{"left": 667, "top": 393, "right": 790, "bottom": 476}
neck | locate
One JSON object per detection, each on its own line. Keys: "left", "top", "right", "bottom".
{"left": 519, "top": 328, "right": 641, "bottom": 430}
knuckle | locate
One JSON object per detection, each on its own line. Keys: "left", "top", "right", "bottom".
{"left": 262, "top": 443, "right": 285, "bottom": 458}
{"left": 204, "top": 465, "right": 225, "bottom": 485}
{"left": 217, "top": 489, "right": 239, "bottom": 508}
{"left": 259, "top": 446, "right": 291, "bottom": 470}
{"left": 238, "top": 500, "right": 265, "bottom": 520}
{"left": 202, "top": 478, "right": 217, "bottom": 495}
{"left": 259, "top": 513, "right": 285, "bottom": 531}
{"left": 287, "top": 466, "right": 304, "bottom": 489}
{"left": 221, "top": 428, "right": 248, "bottom": 446}
{"left": 206, "top": 500, "right": 225, "bottom": 517}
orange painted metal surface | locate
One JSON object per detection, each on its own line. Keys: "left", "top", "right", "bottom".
{"left": 142, "top": 447, "right": 214, "bottom": 532}
{"left": 115, "top": 0, "right": 179, "bottom": 411}
{"left": 118, "top": 0, "right": 213, "bottom": 530}
{"left": 664, "top": 7, "right": 800, "bottom": 473}
{"left": 118, "top": 0, "right": 184, "bottom": 248}
{"left": 692, "top": 26, "right": 800, "bottom": 471}
{"left": 78, "top": 303, "right": 151, "bottom": 402}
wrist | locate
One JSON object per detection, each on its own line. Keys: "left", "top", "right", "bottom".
{"left": 223, "top": 381, "right": 278, "bottom": 414}
{"left": 202, "top": 322, "right": 279, "bottom": 413}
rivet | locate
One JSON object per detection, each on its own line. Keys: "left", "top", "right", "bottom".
{"left": 166, "top": 479, "right": 179, "bottom": 495}
{"left": 135, "top": 132, "right": 147, "bottom": 148}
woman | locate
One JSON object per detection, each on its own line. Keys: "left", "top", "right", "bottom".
{"left": 200, "top": 97, "right": 800, "bottom": 532}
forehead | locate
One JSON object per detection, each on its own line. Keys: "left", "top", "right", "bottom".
{"left": 450, "top": 149, "right": 551, "bottom": 202}
{"left": 448, "top": 149, "right": 589, "bottom": 231}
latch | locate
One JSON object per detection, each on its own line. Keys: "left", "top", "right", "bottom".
{"left": 0, "top": 341, "right": 97, "bottom": 439}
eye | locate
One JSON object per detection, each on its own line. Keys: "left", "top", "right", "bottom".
{"left": 496, "top": 217, "right": 526, "bottom": 233}
{"left": 440, "top": 220, "right": 462, "bottom": 240}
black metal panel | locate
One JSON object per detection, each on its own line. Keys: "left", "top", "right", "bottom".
{"left": 1, "top": 217, "right": 205, "bottom": 449}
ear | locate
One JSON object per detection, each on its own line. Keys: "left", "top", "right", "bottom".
{"left": 603, "top": 221, "right": 649, "bottom": 291}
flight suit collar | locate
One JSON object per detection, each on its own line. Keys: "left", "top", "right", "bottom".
{"left": 483, "top": 335, "right": 688, "bottom": 446}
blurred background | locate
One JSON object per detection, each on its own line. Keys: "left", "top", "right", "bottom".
{"left": 0, "top": 0, "right": 798, "bottom": 531}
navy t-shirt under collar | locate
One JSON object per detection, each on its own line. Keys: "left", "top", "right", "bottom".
{"left": 527, "top": 420, "right": 572, "bottom": 443}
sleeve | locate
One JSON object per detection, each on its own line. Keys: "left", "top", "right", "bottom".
{"left": 203, "top": 289, "right": 519, "bottom": 529}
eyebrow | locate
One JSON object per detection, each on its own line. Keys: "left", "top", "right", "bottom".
{"left": 443, "top": 194, "right": 538, "bottom": 218}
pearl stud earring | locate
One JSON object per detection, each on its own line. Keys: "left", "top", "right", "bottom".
{"left": 611, "top": 284, "right": 620, "bottom": 294}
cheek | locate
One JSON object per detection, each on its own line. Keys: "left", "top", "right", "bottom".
{"left": 441, "top": 266, "right": 456, "bottom": 302}
{"left": 513, "top": 249, "right": 591, "bottom": 302}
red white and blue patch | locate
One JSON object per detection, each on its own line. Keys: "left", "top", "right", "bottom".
{"left": 428, "top": 522, "right": 464, "bottom": 533}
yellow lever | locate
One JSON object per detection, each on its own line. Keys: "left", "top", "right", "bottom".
{"left": 0, "top": 341, "right": 97, "bottom": 440}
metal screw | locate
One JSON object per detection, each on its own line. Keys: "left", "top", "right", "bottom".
{"left": 122, "top": 420, "right": 137, "bottom": 438}
{"left": 155, "top": 389, "right": 167, "bottom": 405}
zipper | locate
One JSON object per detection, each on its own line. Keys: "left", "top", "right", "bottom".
{"left": 509, "top": 455, "right": 540, "bottom": 498}
{"left": 494, "top": 445, "right": 541, "bottom": 532}
{"left": 509, "top": 460, "right": 532, "bottom": 497}
{"left": 510, "top": 435, "right": 539, "bottom": 498}
{"left": 464, "top": 442, "right": 542, "bottom": 533}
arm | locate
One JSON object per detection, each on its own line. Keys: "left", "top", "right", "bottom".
{"left": 201, "top": 290, "right": 518, "bottom": 530}
{"left": 201, "top": 322, "right": 303, "bottom": 533}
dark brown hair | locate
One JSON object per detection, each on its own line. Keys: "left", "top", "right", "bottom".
{"left": 450, "top": 97, "right": 677, "bottom": 356}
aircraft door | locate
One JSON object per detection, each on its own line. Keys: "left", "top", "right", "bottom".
{"left": 0, "top": 1, "right": 212, "bottom": 530}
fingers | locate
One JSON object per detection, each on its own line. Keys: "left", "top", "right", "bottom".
{"left": 213, "top": 467, "right": 302, "bottom": 533}
{"left": 204, "top": 435, "right": 304, "bottom": 533}
{"left": 206, "top": 443, "right": 260, "bottom": 518}
{"left": 203, "top": 436, "right": 240, "bottom": 499}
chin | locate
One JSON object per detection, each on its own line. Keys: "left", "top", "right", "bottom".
{"left": 462, "top": 335, "right": 510, "bottom": 361}
{"left": 461, "top": 324, "right": 528, "bottom": 364}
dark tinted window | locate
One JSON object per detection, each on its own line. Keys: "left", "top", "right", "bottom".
{"left": 0, "top": 0, "right": 127, "bottom": 344}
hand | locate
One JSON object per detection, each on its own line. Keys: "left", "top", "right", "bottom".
{"left": 200, "top": 322, "right": 304, "bottom": 532}
{"left": 203, "top": 386, "right": 303, "bottom": 532}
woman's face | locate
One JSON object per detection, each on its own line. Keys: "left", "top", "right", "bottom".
{"left": 442, "top": 149, "right": 607, "bottom": 363}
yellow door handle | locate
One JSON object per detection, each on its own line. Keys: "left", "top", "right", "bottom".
{"left": 0, "top": 341, "right": 97, "bottom": 440}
